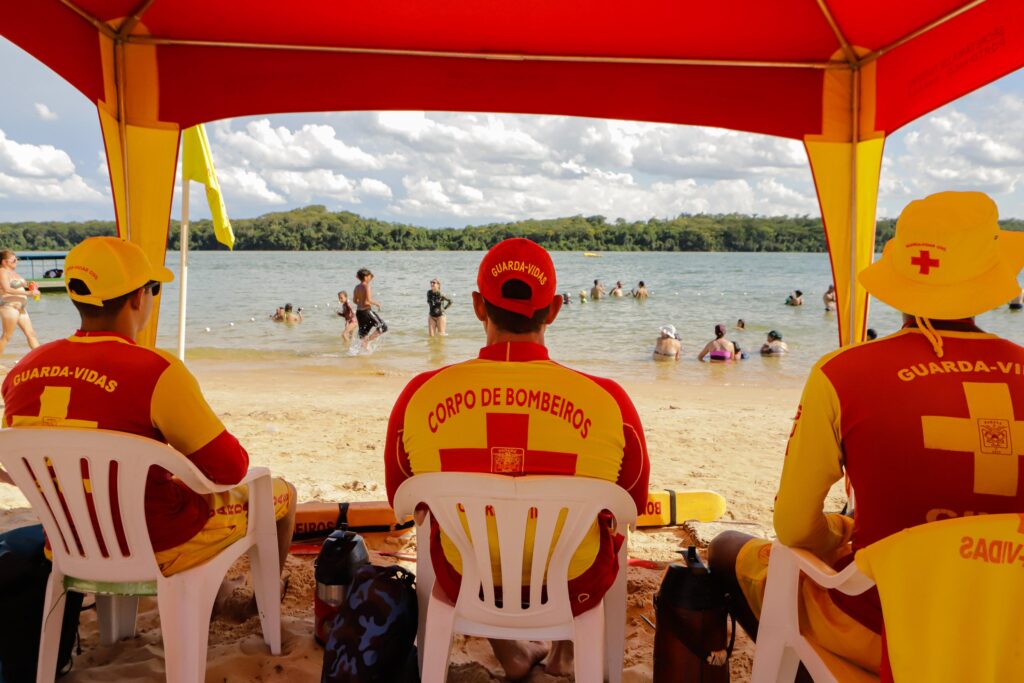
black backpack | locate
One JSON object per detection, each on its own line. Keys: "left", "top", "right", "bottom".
{"left": 321, "top": 564, "right": 419, "bottom": 683}
{"left": 0, "top": 525, "right": 83, "bottom": 683}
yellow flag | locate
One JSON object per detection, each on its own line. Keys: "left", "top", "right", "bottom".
{"left": 181, "top": 124, "right": 234, "bottom": 250}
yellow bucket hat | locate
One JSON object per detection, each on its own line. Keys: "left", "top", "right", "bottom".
{"left": 859, "top": 191, "right": 1024, "bottom": 320}
{"left": 64, "top": 236, "right": 174, "bottom": 306}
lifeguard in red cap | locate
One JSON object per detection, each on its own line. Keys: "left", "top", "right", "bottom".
{"left": 708, "top": 191, "right": 1024, "bottom": 680}
{"left": 385, "top": 237, "right": 650, "bottom": 678}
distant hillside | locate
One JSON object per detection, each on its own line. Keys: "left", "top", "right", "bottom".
{"left": 2, "top": 206, "right": 1021, "bottom": 252}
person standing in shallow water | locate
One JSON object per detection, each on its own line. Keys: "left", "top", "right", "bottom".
{"left": 336, "top": 291, "right": 357, "bottom": 342}
{"left": 353, "top": 267, "right": 387, "bottom": 348}
{"left": 632, "top": 281, "right": 649, "bottom": 300}
{"left": 426, "top": 278, "right": 452, "bottom": 337}
{"left": 590, "top": 279, "right": 606, "bottom": 300}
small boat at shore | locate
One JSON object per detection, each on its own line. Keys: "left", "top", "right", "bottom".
{"left": 583, "top": 252, "right": 601, "bottom": 257}
{"left": 20, "top": 252, "right": 67, "bottom": 292}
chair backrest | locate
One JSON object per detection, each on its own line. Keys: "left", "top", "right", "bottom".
{"left": 855, "top": 513, "right": 1024, "bottom": 683}
{"left": 394, "top": 472, "right": 636, "bottom": 629}
{"left": 0, "top": 428, "right": 222, "bottom": 583}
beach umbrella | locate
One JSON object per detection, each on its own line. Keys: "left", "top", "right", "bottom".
{"left": 1, "top": 1, "right": 1021, "bottom": 346}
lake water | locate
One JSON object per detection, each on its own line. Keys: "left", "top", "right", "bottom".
{"left": 9, "top": 250, "right": 1024, "bottom": 387}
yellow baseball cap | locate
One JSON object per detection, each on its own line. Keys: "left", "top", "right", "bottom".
{"left": 859, "top": 191, "right": 1024, "bottom": 320}
{"left": 64, "top": 236, "right": 174, "bottom": 306}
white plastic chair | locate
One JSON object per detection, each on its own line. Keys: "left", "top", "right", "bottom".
{"left": 394, "top": 472, "right": 637, "bottom": 683}
{"left": 0, "top": 428, "right": 282, "bottom": 683}
{"left": 750, "top": 541, "right": 876, "bottom": 683}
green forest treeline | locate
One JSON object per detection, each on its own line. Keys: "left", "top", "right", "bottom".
{"left": 3, "top": 205, "right": 1022, "bottom": 252}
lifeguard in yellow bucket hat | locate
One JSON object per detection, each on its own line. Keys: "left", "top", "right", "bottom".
{"left": 707, "top": 191, "right": 1024, "bottom": 681}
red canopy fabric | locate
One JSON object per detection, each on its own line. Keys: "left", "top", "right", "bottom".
{"left": 3, "top": 1, "right": 1021, "bottom": 138}
{"left": 1, "top": 1, "right": 1022, "bottom": 347}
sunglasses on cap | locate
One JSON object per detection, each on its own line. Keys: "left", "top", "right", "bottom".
{"left": 144, "top": 281, "right": 161, "bottom": 296}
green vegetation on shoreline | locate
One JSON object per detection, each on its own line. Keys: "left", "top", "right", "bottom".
{"left": 3, "top": 205, "right": 1021, "bottom": 252}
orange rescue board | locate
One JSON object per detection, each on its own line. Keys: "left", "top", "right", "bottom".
{"left": 293, "top": 501, "right": 414, "bottom": 541}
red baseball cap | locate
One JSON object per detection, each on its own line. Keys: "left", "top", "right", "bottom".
{"left": 477, "top": 238, "right": 557, "bottom": 317}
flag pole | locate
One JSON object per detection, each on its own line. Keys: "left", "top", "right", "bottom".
{"left": 177, "top": 178, "right": 190, "bottom": 361}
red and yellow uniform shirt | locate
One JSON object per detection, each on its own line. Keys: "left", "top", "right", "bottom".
{"left": 771, "top": 324, "right": 1024, "bottom": 676}
{"left": 385, "top": 341, "right": 649, "bottom": 614}
{"left": 2, "top": 331, "right": 249, "bottom": 552}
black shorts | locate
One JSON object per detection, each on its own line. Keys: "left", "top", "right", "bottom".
{"left": 356, "top": 309, "right": 388, "bottom": 338}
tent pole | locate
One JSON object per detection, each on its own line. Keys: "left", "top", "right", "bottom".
{"left": 177, "top": 179, "right": 190, "bottom": 361}
{"left": 848, "top": 67, "right": 861, "bottom": 345}
{"left": 114, "top": 39, "right": 132, "bottom": 241}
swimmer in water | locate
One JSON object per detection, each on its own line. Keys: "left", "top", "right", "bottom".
{"left": 611, "top": 281, "right": 625, "bottom": 297}
{"left": 579, "top": 289, "right": 588, "bottom": 304}
{"left": 698, "top": 323, "right": 736, "bottom": 362}
{"left": 270, "top": 306, "right": 285, "bottom": 321}
{"left": 654, "top": 325, "right": 681, "bottom": 361}
{"left": 736, "top": 318, "right": 745, "bottom": 330}
{"left": 590, "top": 279, "right": 606, "bottom": 300}
{"left": 823, "top": 284, "right": 837, "bottom": 312}
{"left": 760, "top": 330, "right": 788, "bottom": 355}
{"left": 632, "top": 281, "right": 649, "bottom": 300}
{"left": 562, "top": 292, "right": 571, "bottom": 305}
{"left": 282, "top": 303, "right": 303, "bottom": 323}
{"left": 866, "top": 328, "right": 878, "bottom": 341}
{"left": 785, "top": 290, "right": 804, "bottom": 306}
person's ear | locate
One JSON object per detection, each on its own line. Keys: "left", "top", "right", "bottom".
{"left": 129, "top": 286, "right": 146, "bottom": 311}
{"left": 471, "top": 291, "right": 488, "bottom": 322}
{"left": 544, "top": 295, "right": 563, "bottom": 324}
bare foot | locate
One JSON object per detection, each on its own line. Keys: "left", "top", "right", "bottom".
{"left": 544, "top": 641, "right": 574, "bottom": 677}
{"left": 488, "top": 639, "right": 549, "bottom": 680}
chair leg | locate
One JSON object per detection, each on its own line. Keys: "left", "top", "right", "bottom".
{"left": 248, "top": 539, "right": 282, "bottom": 655}
{"left": 572, "top": 604, "right": 605, "bottom": 683}
{"left": 415, "top": 564, "right": 434, "bottom": 674}
{"left": 97, "top": 595, "right": 139, "bottom": 645}
{"left": 35, "top": 572, "right": 66, "bottom": 683}
{"left": 419, "top": 585, "right": 457, "bottom": 683}
{"left": 750, "top": 639, "right": 801, "bottom": 683}
{"left": 604, "top": 551, "right": 629, "bottom": 683}
{"left": 157, "top": 573, "right": 220, "bottom": 683}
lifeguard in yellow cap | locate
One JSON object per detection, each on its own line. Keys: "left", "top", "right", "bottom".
{"left": 707, "top": 192, "right": 1024, "bottom": 680}
{"left": 1, "top": 237, "right": 296, "bottom": 604}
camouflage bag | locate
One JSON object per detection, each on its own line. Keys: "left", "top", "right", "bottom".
{"left": 321, "top": 564, "right": 419, "bottom": 683}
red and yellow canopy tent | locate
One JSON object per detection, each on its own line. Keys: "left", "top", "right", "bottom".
{"left": 2, "top": 0, "right": 1022, "bottom": 346}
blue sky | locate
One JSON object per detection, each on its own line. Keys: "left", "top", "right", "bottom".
{"left": 0, "top": 38, "right": 1021, "bottom": 227}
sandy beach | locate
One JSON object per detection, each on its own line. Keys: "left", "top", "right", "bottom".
{"left": 0, "top": 359, "right": 847, "bottom": 682}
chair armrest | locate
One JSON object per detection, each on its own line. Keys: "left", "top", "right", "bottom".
{"left": 238, "top": 466, "right": 272, "bottom": 485}
{"left": 195, "top": 466, "right": 271, "bottom": 494}
{"left": 787, "top": 546, "right": 875, "bottom": 595}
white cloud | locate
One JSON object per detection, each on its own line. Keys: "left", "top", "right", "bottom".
{"left": 879, "top": 95, "right": 1024, "bottom": 215}
{"left": 215, "top": 167, "right": 286, "bottom": 204}
{"left": 214, "top": 119, "right": 384, "bottom": 171}
{"left": 359, "top": 178, "right": 392, "bottom": 199}
{"left": 0, "top": 129, "right": 75, "bottom": 177}
{"left": 0, "top": 129, "right": 104, "bottom": 204}
{"left": 0, "top": 172, "right": 103, "bottom": 202}
{"left": 33, "top": 103, "right": 57, "bottom": 121}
